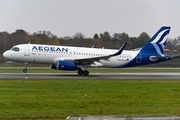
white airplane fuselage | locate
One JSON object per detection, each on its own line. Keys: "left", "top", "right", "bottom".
{"left": 3, "top": 44, "right": 139, "bottom": 68}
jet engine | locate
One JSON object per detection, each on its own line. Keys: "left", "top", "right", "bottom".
{"left": 51, "top": 60, "right": 78, "bottom": 71}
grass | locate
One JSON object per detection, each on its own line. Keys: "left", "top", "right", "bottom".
{"left": 0, "top": 67, "right": 180, "bottom": 119}
{"left": 1, "top": 80, "right": 180, "bottom": 119}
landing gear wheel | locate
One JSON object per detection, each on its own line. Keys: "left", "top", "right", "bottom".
{"left": 78, "top": 69, "right": 84, "bottom": 76}
{"left": 84, "top": 70, "right": 89, "bottom": 76}
{"left": 23, "top": 62, "right": 28, "bottom": 73}
{"left": 23, "top": 69, "right": 27, "bottom": 73}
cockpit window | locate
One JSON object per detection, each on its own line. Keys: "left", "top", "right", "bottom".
{"left": 10, "top": 47, "right": 19, "bottom": 52}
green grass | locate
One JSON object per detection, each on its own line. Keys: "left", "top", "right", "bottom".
{"left": 1, "top": 80, "right": 180, "bottom": 119}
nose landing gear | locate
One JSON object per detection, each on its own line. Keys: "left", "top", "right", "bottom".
{"left": 23, "top": 62, "right": 28, "bottom": 73}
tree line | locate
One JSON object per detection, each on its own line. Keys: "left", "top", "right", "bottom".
{"left": 0, "top": 29, "right": 180, "bottom": 62}
{"left": 59, "top": 31, "right": 151, "bottom": 50}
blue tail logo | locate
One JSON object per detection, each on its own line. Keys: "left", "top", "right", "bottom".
{"left": 141, "top": 26, "right": 171, "bottom": 56}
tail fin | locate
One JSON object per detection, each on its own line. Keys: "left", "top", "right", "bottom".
{"left": 141, "top": 26, "right": 171, "bottom": 56}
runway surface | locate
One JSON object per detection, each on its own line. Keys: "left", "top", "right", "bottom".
{"left": 0, "top": 73, "right": 180, "bottom": 80}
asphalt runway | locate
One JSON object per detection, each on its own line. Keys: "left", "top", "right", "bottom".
{"left": 0, "top": 73, "right": 180, "bottom": 80}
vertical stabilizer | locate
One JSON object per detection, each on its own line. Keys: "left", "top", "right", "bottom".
{"left": 141, "top": 26, "right": 171, "bottom": 56}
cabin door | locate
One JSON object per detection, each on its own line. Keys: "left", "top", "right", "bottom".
{"left": 136, "top": 53, "right": 141, "bottom": 63}
{"left": 24, "top": 45, "right": 30, "bottom": 56}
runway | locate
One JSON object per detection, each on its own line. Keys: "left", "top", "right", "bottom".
{"left": 0, "top": 73, "right": 180, "bottom": 80}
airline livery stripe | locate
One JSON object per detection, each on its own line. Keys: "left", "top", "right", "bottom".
{"left": 151, "top": 29, "right": 169, "bottom": 43}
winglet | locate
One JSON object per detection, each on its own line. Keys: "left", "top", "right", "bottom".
{"left": 111, "top": 43, "right": 127, "bottom": 56}
{"left": 92, "top": 44, "right": 96, "bottom": 48}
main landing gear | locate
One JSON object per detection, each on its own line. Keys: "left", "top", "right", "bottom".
{"left": 23, "top": 62, "right": 28, "bottom": 73}
{"left": 78, "top": 69, "right": 89, "bottom": 76}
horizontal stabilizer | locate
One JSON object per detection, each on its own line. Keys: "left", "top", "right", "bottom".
{"left": 150, "top": 55, "right": 171, "bottom": 61}
{"left": 170, "top": 55, "right": 180, "bottom": 58}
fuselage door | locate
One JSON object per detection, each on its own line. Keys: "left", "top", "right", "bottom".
{"left": 136, "top": 53, "right": 141, "bottom": 63}
{"left": 24, "top": 45, "right": 30, "bottom": 56}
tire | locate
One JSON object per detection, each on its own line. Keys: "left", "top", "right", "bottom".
{"left": 83, "top": 70, "right": 89, "bottom": 76}
{"left": 78, "top": 70, "right": 84, "bottom": 75}
{"left": 23, "top": 69, "right": 27, "bottom": 73}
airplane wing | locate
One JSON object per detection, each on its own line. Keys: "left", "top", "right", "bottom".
{"left": 68, "top": 43, "right": 127, "bottom": 65}
{"left": 150, "top": 54, "right": 180, "bottom": 60}
{"left": 52, "top": 43, "right": 127, "bottom": 65}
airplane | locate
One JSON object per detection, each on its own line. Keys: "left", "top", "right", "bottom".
{"left": 3, "top": 26, "right": 171, "bottom": 76}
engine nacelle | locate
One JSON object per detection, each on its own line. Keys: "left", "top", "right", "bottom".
{"left": 51, "top": 60, "right": 78, "bottom": 71}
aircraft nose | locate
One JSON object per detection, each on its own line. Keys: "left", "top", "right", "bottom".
{"left": 3, "top": 51, "right": 9, "bottom": 59}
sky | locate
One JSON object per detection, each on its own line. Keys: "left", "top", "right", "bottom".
{"left": 0, "top": 0, "right": 180, "bottom": 38}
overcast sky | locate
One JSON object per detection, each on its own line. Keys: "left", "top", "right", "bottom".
{"left": 0, "top": 0, "right": 180, "bottom": 38}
